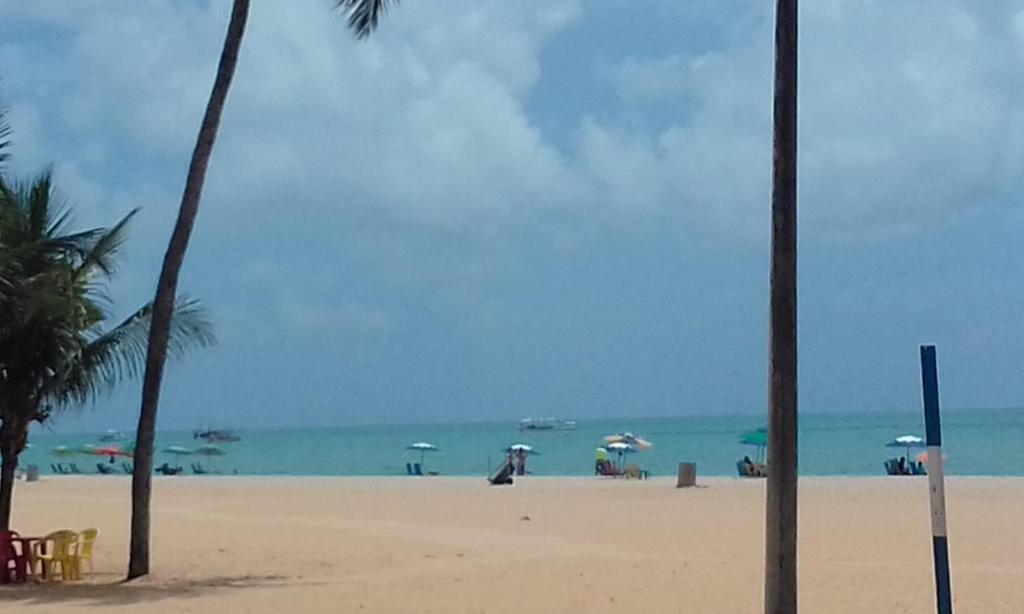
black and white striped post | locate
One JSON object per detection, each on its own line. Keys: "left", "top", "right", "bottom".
{"left": 920, "top": 345, "right": 953, "bottom": 614}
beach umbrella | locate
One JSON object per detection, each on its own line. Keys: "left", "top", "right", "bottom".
{"left": 605, "top": 441, "right": 637, "bottom": 469}
{"left": 51, "top": 446, "right": 76, "bottom": 457}
{"left": 195, "top": 444, "right": 225, "bottom": 457}
{"left": 886, "top": 435, "right": 925, "bottom": 458}
{"left": 91, "top": 445, "right": 132, "bottom": 457}
{"left": 604, "top": 432, "right": 653, "bottom": 449}
{"left": 406, "top": 442, "right": 439, "bottom": 465}
{"left": 740, "top": 429, "right": 768, "bottom": 462}
{"left": 163, "top": 446, "right": 194, "bottom": 456}
{"left": 504, "top": 443, "right": 539, "bottom": 455}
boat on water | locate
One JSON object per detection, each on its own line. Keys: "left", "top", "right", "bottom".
{"left": 193, "top": 428, "right": 241, "bottom": 443}
{"left": 99, "top": 429, "right": 128, "bottom": 442}
{"left": 517, "top": 417, "right": 576, "bottom": 432}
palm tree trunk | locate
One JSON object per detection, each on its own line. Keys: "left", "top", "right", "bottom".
{"left": 0, "top": 450, "right": 17, "bottom": 531}
{"left": 764, "top": 1, "right": 798, "bottom": 613}
{"left": 127, "top": 0, "right": 250, "bottom": 580}
{"left": 0, "top": 418, "right": 25, "bottom": 531}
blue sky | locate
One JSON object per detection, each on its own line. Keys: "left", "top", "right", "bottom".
{"left": 1, "top": 1, "right": 1022, "bottom": 432}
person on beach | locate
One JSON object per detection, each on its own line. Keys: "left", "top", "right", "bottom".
{"left": 898, "top": 456, "right": 907, "bottom": 475}
{"left": 516, "top": 449, "right": 527, "bottom": 476}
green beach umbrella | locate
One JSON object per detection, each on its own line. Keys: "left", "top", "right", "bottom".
{"left": 740, "top": 429, "right": 768, "bottom": 463}
{"left": 195, "top": 444, "right": 225, "bottom": 457}
{"left": 51, "top": 446, "right": 76, "bottom": 457}
{"left": 163, "top": 446, "right": 194, "bottom": 456}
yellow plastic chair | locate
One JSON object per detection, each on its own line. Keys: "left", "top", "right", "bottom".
{"left": 33, "top": 530, "right": 80, "bottom": 581}
{"left": 78, "top": 528, "right": 98, "bottom": 575}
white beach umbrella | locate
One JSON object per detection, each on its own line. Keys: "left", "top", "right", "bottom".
{"left": 886, "top": 435, "right": 926, "bottom": 458}
{"left": 605, "top": 442, "right": 637, "bottom": 469}
{"left": 406, "top": 442, "right": 439, "bottom": 465}
{"left": 505, "top": 443, "right": 538, "bottom": 455}
{"left": 604, "top": 432, "right": 653, "bottom": 449}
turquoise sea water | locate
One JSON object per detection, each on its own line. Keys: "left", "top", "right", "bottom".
{"left": 18, "top": 409, "right": 1024, "bottom": 478}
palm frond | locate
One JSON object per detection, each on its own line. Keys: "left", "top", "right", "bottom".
{"left": 58, "top": 297, "right": 216, "bottom": 405}
{"left": 27, "top": 171, "right": 53, "bottom": 240}
{"left": 335, "top": 0, "right": 396, "bottom": 38}
{"left": 0, "top": 105, "right": 10, "bottom": 175}
{"left": 76, "top": 208, "right": 138, "bottom": 279}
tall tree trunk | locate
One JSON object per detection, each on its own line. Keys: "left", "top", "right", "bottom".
{"left": 127, "top": 0, "right": 250, "bottom": 580}
{"left": 0, "top": 417, "right": 26, "bottom": 531}
{"left": 764, "top": 1, "right": 799, "bottom": 613}
{"left": 0, "top": 449, "right": 17, "bottom": 531}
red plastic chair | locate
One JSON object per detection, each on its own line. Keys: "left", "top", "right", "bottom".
{"left": 1, "top": 530, "right": 32, "bottom": 583}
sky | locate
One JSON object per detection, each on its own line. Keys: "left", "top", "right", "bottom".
{"left": 1, "top": 0, "right": 1023, "bottom": 432}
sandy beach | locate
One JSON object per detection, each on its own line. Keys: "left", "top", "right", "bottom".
{"left": 2, "top": 476, "right": 1022, "bottom": 613}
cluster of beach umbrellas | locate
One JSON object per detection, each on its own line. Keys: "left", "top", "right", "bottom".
{"left": 50, "top": 442, "right": 226, "bottom": 460}
{"left": 596, "top": 433, "right": 653, "bottom": 470}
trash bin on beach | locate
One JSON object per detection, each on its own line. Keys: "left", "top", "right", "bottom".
{"left": 676, "top": 462, "right": 696, "bottom": 488}
{"left": 26, "top": 465, "right": 40, "bottom": 482}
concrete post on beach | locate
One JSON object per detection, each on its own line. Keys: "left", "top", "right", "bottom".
{"left": 676, "top": 462, "right": 696, "bottom": 488}
{"left": 920, "top": 345, "right": 953, "bottom": 614}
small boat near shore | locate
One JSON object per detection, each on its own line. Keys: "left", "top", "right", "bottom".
{"left": 193, "top": 428, "right": 241, "bottom": 443}
{"left": 517, "top": 417, "right": 576, "bottom": 432}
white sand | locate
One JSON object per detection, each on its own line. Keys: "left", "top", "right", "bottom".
{"left": 3, "top": 476, "right": 1023, "bottom": 613}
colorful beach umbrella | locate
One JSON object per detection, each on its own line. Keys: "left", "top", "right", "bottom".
{"left": 91, "top": 445, "right": 132, "bottom": 458}
{"left": 604, "top": 433, "right": 653, "bottom": 449}
{"left": 406, "top": 442, "right": 439, "bottom": 465}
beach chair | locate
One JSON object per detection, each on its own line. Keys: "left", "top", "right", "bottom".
{"left": 1, "top": 530, "right": 31, "bottom": 583}
{"left": 413, "top": 463, "right": 424, "bottom": 476}
{"left": 69, "top": 463, "right": 81, "bottom": 474}
{"left": 121, "top": 462, "right": 134, "bottom": 474}
{"left": 736, "top": 460, "right": 751, "bottom": 477}
{"left": 883, "top": 459, "right": 900, "bottom": 476}
{"left": 77, "top": 528, "right": 98, "bottom": 575}
{"left": 96, "top": 463, "right": 114, "bottom": 475}
{"left": 191, "top": 463, "right": 208, "bottom": 475}
{"left": 623, "top": 464, "right": 643, "bottom": 479}
{"left": 33, "top": 530, "right": 80, "bottom": 581}
{"left": 598, "top": 460, "right": 621, "bottom": 477}
{"left": 405, "top": 462, "right": 415, "bottom": 476}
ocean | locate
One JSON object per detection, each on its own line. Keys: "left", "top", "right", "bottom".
{"left": 18, "top": 408, "right": 1024, "bottom": 478}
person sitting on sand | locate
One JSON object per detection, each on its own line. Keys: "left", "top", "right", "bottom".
{"left": 516, "top": 449, "right": 528, "bottom": 476}
{"left": 741, "top": 456, "right": 754, "bottom": 476}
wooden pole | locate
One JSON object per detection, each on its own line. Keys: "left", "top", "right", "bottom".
{"left": 764, "top": 1, "right": 798, "bottom": 613}
{"left": 920, "top": 345, "right": 953, "bottom": 614}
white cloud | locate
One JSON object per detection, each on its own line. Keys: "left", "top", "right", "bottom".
{"left": 601, "top": 1, "right": 1024, "bottom": 238}
{"left": 4, "top": 0, "right": 1024, "bottom": 245}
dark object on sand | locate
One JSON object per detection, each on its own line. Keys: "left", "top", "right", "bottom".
{"left": 488, "top": 460, "right": 514, "bottom": 486}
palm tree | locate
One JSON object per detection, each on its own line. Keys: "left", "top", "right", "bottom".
{"left": 764, "top": 1, "right": 798, "bottom": 613}
{"left": 128, "top": 0, "right": 397, "bottom": 579}
{"left": 0, "top": 172, "right": 215, "bottom": 530}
